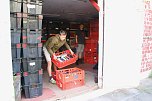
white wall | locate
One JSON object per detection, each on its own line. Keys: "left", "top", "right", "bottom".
{"left": 102, "top": 0, "right": 144, "bottom": 90}
{"left": 139, "top": 0, "right": 152, "bottom": 79}
{"left": 98, "top": 0, "right": 104, "bottom": 88}
{"left": 0, "top": 0, "right": 15, "bottom": 101}
{"left": 67, "top": 1, "right": 147, "bottom": 100}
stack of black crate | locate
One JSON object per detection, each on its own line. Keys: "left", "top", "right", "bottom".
{"left": 10, "top": 0, "right": 22, "bottom": 101}
{"left": 10, "top": 0, "right": 22, "bottom": 75}
{"left": 21, "top": 0, "right": 43, "bottom": 98}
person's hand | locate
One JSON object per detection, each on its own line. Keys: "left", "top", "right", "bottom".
{"left": 53, "top": 54, "right": 57, "bottom": 60}
{"left": 70, "top": 50, "right": 74, "bottom": 55}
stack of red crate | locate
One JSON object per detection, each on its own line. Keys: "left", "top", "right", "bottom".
{"left": 84, "top": 39, "right": 98, "bottom": 64}
{"left": 89, "top": 19, "right": 99, "bottom": 40}
{"left": 84, "top": 19, "right": 99, "bottom": 64}
{"left": 85, "top": 39, "right": 98, "bottom": 52}
{"left": 56, "top": 67, "right": 85, "bottom": 90}
{"left": 84, "top": 51, "right": 98, "bottom": 64}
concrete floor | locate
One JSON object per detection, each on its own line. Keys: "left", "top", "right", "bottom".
{"left": 21, "top": 63, "right": 99, "bottom": 101}
{"left": 43, "top": 63, "right": 98, "bottom": 101}
{"left": 21, "top": 63, "right": 152, "bottom": 101}
{"left": 89, "top": 78, "right": 152, "bottom": 101}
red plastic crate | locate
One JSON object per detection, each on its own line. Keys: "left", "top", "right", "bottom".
{"left": 90, "top": 32, "right": 99, "bottom": 36}
{"left": 51, "top": 50, "right": 78, "bottom": 68}
{"left": 85, "top": 39, "right": 98, "bottom": 44}
{"left": 84, "top": 47, "right": 97, "bottom": 52}
{"left": 56, "top": 79, "right": 85, "bottom": 90}
{"left": 89, "top": 32, "right": 99, "bottom": 40}
{"left": 91, "top": 35, "right": 99, "bottom": 40}
{"left": 84, "top": 53, "right": 98, "bottom": 59}
{"left": 90, "top": 19, "right": 99, "bottom": 28}
{"left": 85, "top": 43, "right": 97, "bottom": 47}
{"left": 84, "top": 52, "right": 97, "bottom": 57}
{"left": 85, "top": 43, "right": 98, "bottom": 52}
{"left": 85, "top": 40, "right": 98, "bottom": 52}
{"left": 90, "top": 27, "right": 99, "bottom": 32}
{"left": 84, "top": 58, "right": 98, "bottom": 64}
{"left": 56, "top": 67, "right": 85, "bottom": 83}
{"left": 84, "top": 52, "right": 98, "bottom": 64}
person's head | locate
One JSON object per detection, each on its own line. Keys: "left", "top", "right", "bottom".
{"left": 59, "top": 30, "right": 67, "bottom": 41}
{"left": 80, "top": 24, "right": 84, "bottom": 30}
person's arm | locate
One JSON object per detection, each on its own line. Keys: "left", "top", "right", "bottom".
{"left": 75, "top": 30, "right": 78, "bottom": 43}
{"left": 64, "top": 42, "right": 74, "bottom": 55}
{"left": 75, "top": 35, "right": 78, "bottom": 43}
{"left": 46, "top": 37, "right": 56, "bottom": 57}
{"left": 85, "top": 36, "right": 89, "bottom": 39}
{"left": 85, "top": 30, "right": 89, "bottom": 39}
{"left": 64, "top": 41, "right": 71, "bottom": 50}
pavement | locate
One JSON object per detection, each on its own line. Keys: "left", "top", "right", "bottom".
{"left": 89, "top": 77, "right": 152, "bottom": 101}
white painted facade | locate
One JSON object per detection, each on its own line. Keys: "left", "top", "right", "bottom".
{"left": 1, "top": 0, "right": 152, "bottom": 101}
{"left": 103, "top": 0, "right": 144, "bottom": 90}
{"left": 67, "top": 0, "right": 152, "bottom": 100}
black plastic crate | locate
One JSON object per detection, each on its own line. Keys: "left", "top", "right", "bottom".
{"left": 38, "top": 15, "right": 43, "bottom": 30}
{"left": 38, "top": 15, "right": 43, "bottom": 29}
{"left": 22, "top": 43, "right": 42, "bottom": 58}
{"left": 28, "top": 15, "right": 39, "bottom": 30}
{"left": 36, "top": 1, "right": 42, "bottom": 14}
{"left": 13, "top": 74, "right": 21, "bottom": 101}
{"left": 27, "top": 3, "right": 36, "bottom": 14}
{"left": 10, "top": 13, "right": 22, "bottom": 29}
{"left": 22, "top": 29, "right": 41, "bottom": 44}
{"left": 11, "top": 29, "right": 21, "bottom": 44}
{"left": 23, "top": 83, "right": 42, "bottom": 98}
{"left": 10, "top": 1, "right": 17, "bottom": 13}
{"left": 22, "top": 17, "right": 28, "bottom": 29}
{"left": 22, "top": 13, "right": 29, "bottom": 29}
{"left": 11, "top": 44, "right": 21, "bottom": 59}
{"left": 12, "top": 58, "right": 21, "bottom": 74}
{"left": 23, "top": 2, "right": 28, "bottom": 13}
{"left": 22, "top": 0, "right": 27, "bottom": 3}
{"left": 22, "top": 58, "right": 42, "bottom": 72}
{"left": 11, "top": 0, "right": 22, "bottom": 2}
{"left": 10, "top": 1, "right": 22, "bottom": 13}
{"left": 27, "top": 0, "right": 38, "bottom": 4}
{"left": 22, "top": 0, "right": 42, "bottom": 14}
{"left": 17, "top": 0, "right": 22, "bottom": 2}
{"left": 22, "top": 69, "right": 43, "bottom": 85}
{"left": 22, "top": 14, "right": 43, "bottom": 30}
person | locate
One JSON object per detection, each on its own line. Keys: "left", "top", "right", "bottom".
{"left": 75, "top": 24, "right": 88, "bottom": 65}
{"left": 43, "top": 30, "right": 74, "bottom": 83}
